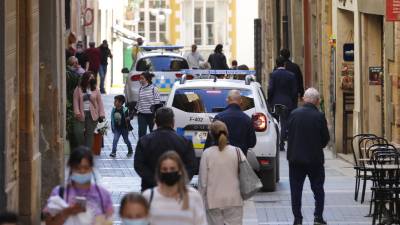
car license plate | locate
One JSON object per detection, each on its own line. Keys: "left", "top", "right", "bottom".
{"left": 184, "top": 131, "right": 208, "bottom": 149}
{"left": 160, "top": 95, "right": 169, "bottom": 102}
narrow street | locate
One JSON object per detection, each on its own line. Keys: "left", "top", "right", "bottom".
{"left": 96, "top": 94, "right": 371, "bottom": 225}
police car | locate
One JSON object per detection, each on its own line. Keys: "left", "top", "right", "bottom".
{"left": 166, "top": 70, "right": 280, "bottom": 191}
{"left": 123, "top": 46, "right": 189, "bottom": 108}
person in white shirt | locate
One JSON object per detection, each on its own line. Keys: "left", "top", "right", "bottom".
{"left": 185, "top": 44, "right": 204, "bottom": 69}
{"left": 199, "top": 120, "right": 245, "bottom": 225}
{"left": 142, "top": 151, "right": 207, "bottom": 225}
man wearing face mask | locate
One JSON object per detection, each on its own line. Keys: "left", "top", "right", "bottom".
{"left": 134, "top": 107, "right": 196, "bottom": 191}
{"left": 75, "top": 41, "right": 88, "bottom": 69}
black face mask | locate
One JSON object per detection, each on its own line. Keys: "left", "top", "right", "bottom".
{"left": 159, "top": 171, "right": 181, "bottom": 186}
{"left": 89, "top": 79, "right": 96, "bottom": 87}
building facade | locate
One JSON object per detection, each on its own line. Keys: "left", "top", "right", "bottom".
{"left": 259, "top": 0, "right": 400, "bottom": 155}
{"left": 0, "top": 0, "right": 66, "bottom": 224}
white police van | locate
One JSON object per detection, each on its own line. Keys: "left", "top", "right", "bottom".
{"left": 123, "top": 46, "right": 189, "bottom": 108}
{"left": 166, "top": 70, "right": 280, "bottom": 191}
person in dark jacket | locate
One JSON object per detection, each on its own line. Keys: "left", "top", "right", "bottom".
{"left": 286, "top": 88, "right": 330, "bottom": 225}
{"left": 98, "top": 40, "right": 113, "bottom": 94}
{"left": 280, "top": 48, "right": 305, "bottom": 100}
{"left": 268, "top": 56, "right": 298, "bottom": 151}
{"left": 134, "top": 107, "right": 196, "bottom": 191}
{"left": 204, "top": 90, "right": 256, "bottom": 155}
{"left": 207, "top": 44, "right": 229, "bottom": 70}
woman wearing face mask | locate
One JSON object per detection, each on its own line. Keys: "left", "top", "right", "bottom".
{"left": 135, "top": 72, "right": 160, "bottom": 138}
{"left": 199, "top": 121, "right": 245, "bottom": 225}
{"left": 119, "top": 193, "right": 150, "bottom": 225}
{"left": 44, "top": 146, "right": 113, "bottom": 225}
{"left": 142, "top": 151, "right": 207, "bottom": 225}
{"left": 73, "top": 71, "right": 105, "bottom": 149}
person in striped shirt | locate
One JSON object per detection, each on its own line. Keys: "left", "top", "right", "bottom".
{"left": 136, "top": 72, "right": 161, "bottom": 138}
{"left": 143, "top": 151, "right": 207, "bottom": 225}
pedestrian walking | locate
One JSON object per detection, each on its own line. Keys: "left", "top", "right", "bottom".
{"left": 131, "top": 37, "right": 144, "bottom": 69}
{"left": 280, "top": 49, "right": 305, "bottom": 100}
{"left": 109, "top": 95, "right": 133, "bottom": 158}
{"left": 142, "top": 151, "right": 207, "bottom": 225}
{"left": 98, "top": 40, "right": 113, "bottom": 94}
{"left": 185, "top": 44, "right": 204, "bottom": 69}
{"left": 119, "top": 193, "right": 150, "bottom": 225}
{"left": 204, "top": 90, "right": 256, "bottom": 155}
{"left": 135, "top": 72, "right": 160, "bottom": 138}
{"left": 73, "top": 71, "right": 105, "bottom": 150}
{"left": 268, "top": 56, "right": 298, "bottom": 151}
{"left": 286, "top": 88, "right": 330, "bottom": 225}
{"left": 43, "top": 146, "right": 113, "bottom": 225}
{"left": 199, "top": 121, "right": 245, "bottom": 225}
{"left": 134, "top": 107, "right": 196, "bottom": 191}
{"left": 84, "top": 41, "right": 101, "bottom": 81}
{"left": 207, "top": 44, "right": 229, "bottom": 70}
{"left": 75, "top": 41, "right": 88, "bottom": 69}
{"left": 0, "top": 212, "right": 18, "bottom": 225}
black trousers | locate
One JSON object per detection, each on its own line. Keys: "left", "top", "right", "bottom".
{"left": 138, "top": 113, "right": 154, "bottom": 138}
{"left": 289, "top": 163, "right": 325, "bottom": 219}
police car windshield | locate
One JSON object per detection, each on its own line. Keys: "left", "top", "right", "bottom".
{"left": 136, "top": 56, "right": 189, "bottom": 71}
{"left": 172, "top": 88, "right": 254, "bottom": 113}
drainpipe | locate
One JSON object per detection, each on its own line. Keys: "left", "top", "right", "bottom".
{"left": 281, "top": 0, "right": 289, "bottom": 49}
{"left": 0, "top": 0, "right": 6, "bottom": 211}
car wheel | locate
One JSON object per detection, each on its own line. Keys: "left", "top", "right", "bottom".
{"left": 259, "top": 158, "right": 276, "bottom": 192}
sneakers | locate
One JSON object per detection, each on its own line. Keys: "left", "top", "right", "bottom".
{"left": 314, "top": 217, "right": 327, "bottom": 225}
{"left": 127, "top": 151, "right": 133, "bottom": 157}
{"left": 293, "top": 218, "right": 302, "bottom": 225}
{"left": 109, "top": 152, "right": 116, "bottom": 158}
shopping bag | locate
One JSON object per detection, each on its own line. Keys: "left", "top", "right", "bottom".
{"left": 235, "top": 148, "right": 263, "bottom": 200}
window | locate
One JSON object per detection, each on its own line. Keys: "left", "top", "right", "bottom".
{"left": 136, "top": 56, "right": 189, "bottom": 71}
{"left": 194, "top": 1, "right": 215, "bottom": 46}
{"left": 136, "top": 0, "right": 168, "bottom": 43}
{"left": 172, "top": 89, "right": 254, "bottom": 113}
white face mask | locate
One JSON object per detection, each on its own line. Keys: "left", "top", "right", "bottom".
{"left": 121, "top": 218, "right": 149, "bottom": 225}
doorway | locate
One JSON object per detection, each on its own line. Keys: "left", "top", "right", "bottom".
{"left": 361, "top": 14, "right": 384, "bottom": 136}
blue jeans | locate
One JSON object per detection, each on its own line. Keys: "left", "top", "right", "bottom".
{"left": 99, "top": 64, "right": 107, "bottom": 92}
{"left": 112, "top": 129, "right": 133, "bottom": 153}
{"left": 138, "top": 113, "right": 155, "bottom": 138}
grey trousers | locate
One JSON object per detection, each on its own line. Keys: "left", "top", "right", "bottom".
{"left": 73, "top": 111, "right": 98, "bottom": 150}
{"left": 206, "top": 206, "right": 243, "bottom": 225}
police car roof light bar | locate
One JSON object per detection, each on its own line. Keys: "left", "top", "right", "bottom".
{"left": 181, "top": 69, "right": 256, "bottom": 75}
{"left": 140, "top": 46, "right": 184, "bottom": 51}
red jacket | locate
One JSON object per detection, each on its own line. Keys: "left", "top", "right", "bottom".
{"left": 84, "top": 47, "right": 101, "bottom": 72}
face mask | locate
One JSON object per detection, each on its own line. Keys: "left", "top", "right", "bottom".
{"left": 159, "top": 171, "right": 181, "bottom": 186}
{"left": 89, "top": 79, "right": 96, "bottom": 87}
{"left": 121, "top": 219, "right": 149, "bottom": 225}
{"left": 139, "top": 79, "right": 147, "bottom": 87}
{"left": 71, "top": 172, "right": 92, "bottom": 184}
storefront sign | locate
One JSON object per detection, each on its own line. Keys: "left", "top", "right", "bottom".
{"left": 369, "top": 67, "right": 383, "bottom": 85}
{"left": 386, "top": 0, "right": 400, "bottom": 21}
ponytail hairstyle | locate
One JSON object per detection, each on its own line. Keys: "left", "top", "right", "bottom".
{"left": 209, "top": 120, "right": 229, "bottom": 151}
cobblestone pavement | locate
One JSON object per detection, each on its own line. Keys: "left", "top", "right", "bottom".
{"left": 94, "top": 94, "right": 372, "bottom": 225}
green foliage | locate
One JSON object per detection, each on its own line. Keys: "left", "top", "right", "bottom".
{"left": 66, "top": 70, "right": 80, "bottom": 141}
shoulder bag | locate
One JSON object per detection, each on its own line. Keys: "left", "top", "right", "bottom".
{"left": 235, "top": 148, "right": 262, "bottom": 200}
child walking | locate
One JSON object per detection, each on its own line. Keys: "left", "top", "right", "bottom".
{"left": 110, "top": 95, "right": 133, "bottom": 158}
